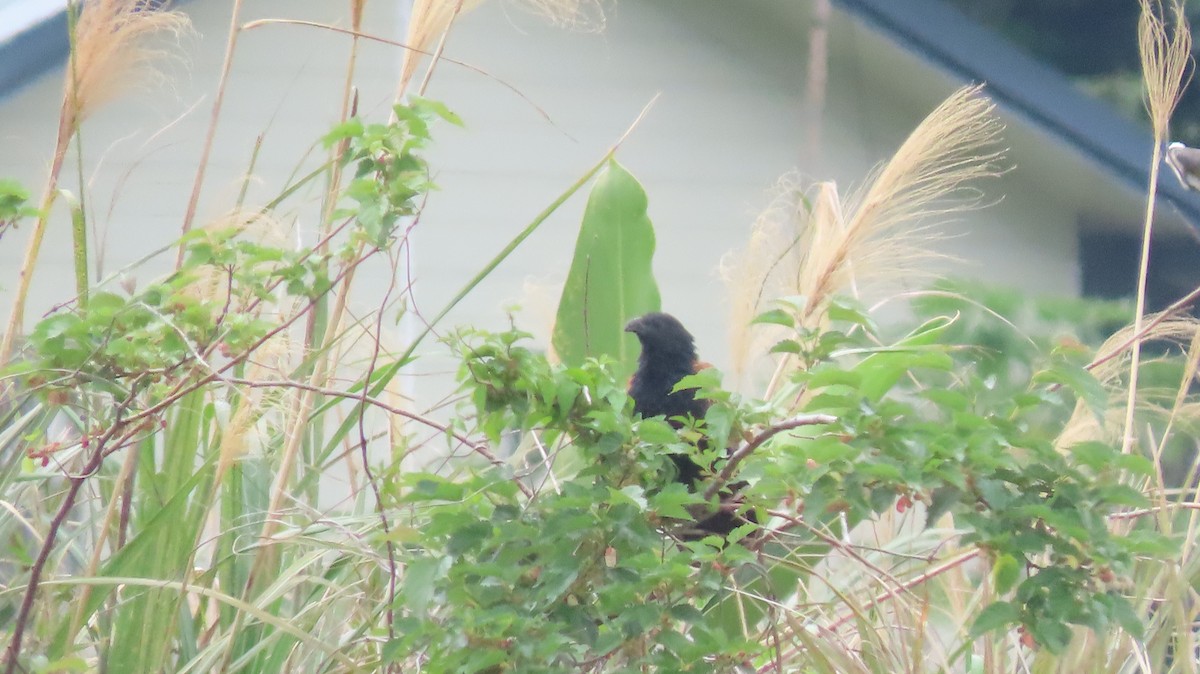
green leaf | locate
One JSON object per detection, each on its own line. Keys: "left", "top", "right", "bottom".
{"left": 827, "top": 296, "right": 879, "bottom": 334}
{"left": 636, "top": 417, "right": 681, "bottom": 444}
{"left": 675, "top": 369, "right": 720, "bottom": 396}
{"left": 925, "top": 486, "right": 961, "bottom": 527}
{"left": 970, "top": 601, "right": 1020, "bottom": 637}
{"left": 1033, "top": 360, "right": 1107, "bottom": 421}
{"left": 323, "top": 118, "right": 365, "bottom": 147}
{"left": 869, "top": 486, "right": 895, "bottom": 513}
{"left": 992, "top": 554, "right": 1021, "bottom": 594}
{"left": 404, "top": 474, "right": 466, "bottom": 502}
{"left": 768, "top": 339, "right": 803, "bottom": 355}
{"left": 553, "top": 160, "right": 660, "bottom": 378}
{"left": 409, "top": 96, "right": 465, "bottom": 127}
{"left": 852, "top": 315, "right": 956, "bottom": 401}
{"left": 1093, "top": 484, "right": 1148, "bottom": 508}
{"left": 400, "top": 556, "right": 444, "bottom": 618}
{"left": 651, "top": 483, "right": 700, "bottom": 519}
{"left": 1105, "top": 593, "right": 1144, "bottom": 638}
{"left": 1067, "top": 441, "right": 1117, "bottom": 471}
{"left": 805, "top": 366, "right": 862, "bottom": 389}
{"left": 1121, "top": 530, "right": 1180, "bottom": 556}
{"left": 447, "top": 520, "right": 492, "bottom": 556}
{"left": 1114, "top": 452, "right": 1154, "bottom": 476}
{"left": 804, "top": 436, "right": 858, "bottom": 463}
{"left": 751, "top": 308, "right": 794, "bottom": 327}
{"left": 1029, "top": 617, "right": 1072, "bottom": 653}
{"left": 614, "top": 485, "right": 648, "bottom": 510}
{"left": 0, "top": 178, "right": 39, "bottom": 221}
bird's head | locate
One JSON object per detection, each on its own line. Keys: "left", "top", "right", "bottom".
{"left": 625, "top": 312, "right": 697, "bottom": 364}
{"left": 1166, "top": 141, "right": 1200, "bottom": 191}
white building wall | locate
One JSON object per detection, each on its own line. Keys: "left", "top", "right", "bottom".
{"left": 0, "top": 0, "right": 1104, "bottom": 398}
{"left": 0, "top": 0, "right": 402, "bottom": 329}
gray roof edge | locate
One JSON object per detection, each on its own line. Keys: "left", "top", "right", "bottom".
{"left": 4, "top": 0, "right": 1199, "bottom": 225}
{"left": 0, "top": 0, "right": 180, "bottom": 104}
{"left": 833, "top": 0, "right": 1200, "bottom": 228}
{"left": 0, "top": 10, "right": 68, "bottom": 102}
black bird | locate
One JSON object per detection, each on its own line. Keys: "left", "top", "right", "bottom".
{"left": 625, "top": 312, "right": 709, "bottom": 485}
{"left": 625, "top": 312, "right": 755, "bottom": 539}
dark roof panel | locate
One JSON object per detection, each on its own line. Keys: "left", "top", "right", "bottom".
{"left": 835, "top": 0, "right": 1200, "bottom": 226}
{"left": 0, "top": 10, "right": 68, "bottom": 101}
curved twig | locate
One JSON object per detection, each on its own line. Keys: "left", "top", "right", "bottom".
{"left": 702, "top": 414, "right": 836, "bottom": 501}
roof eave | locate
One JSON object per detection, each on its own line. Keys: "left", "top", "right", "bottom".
{"left": 833, "top": 0, "right": 1200, "bottom": 229}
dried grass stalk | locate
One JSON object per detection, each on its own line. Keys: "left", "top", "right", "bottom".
{"left": 1122, "top": 0, "right": 1193, "bottom": 452}
{"left": 0, "top": 0, "right": 188, "bottom": 367}
{"left": 1059, "top": 316, "right": 1200, "bottom": 450}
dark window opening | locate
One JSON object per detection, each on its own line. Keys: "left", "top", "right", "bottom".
{"left": 1080, "top": 230, "right": 1200, "bottom": 313}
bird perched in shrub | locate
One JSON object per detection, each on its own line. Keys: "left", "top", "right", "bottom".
{"left": 625, "top": 312, "right": 755, "bottom": 539}
{"left": 625, "top": 312, "right": 711, "bottom": 485}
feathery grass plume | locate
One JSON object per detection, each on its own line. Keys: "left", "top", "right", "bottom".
{"left": 213, "top": 322, "right": 295, "bottom": 483}
{"left": 1124, "top": 0, "right": 1192, "bottom": 453}
{"left": 63, "top": 0, "right": 189, "bottom": 134}
{"left": 215, "top": 392, "right": 262, "bottom": 482}
{"left": 517, "top": 0, "right": 607, "bottom": 30}
{"left": 0, "top": 0, "right": 188, "bottom": 368}
{"left": 1058, "top": 315, "right": 1200, "bottom": 452}
{"left": 397, "top": 0, "right": 486, "bottom": 98}
{"left": 721, "top": 174, "right": 811, "bottom": 380}
{"left": 800, "top": 85, "right": 1003, "bottom": 324}
{"left": 1140, "top": 0, "right": 1192, "bottom": 134}
{"left": 396, "top": 0, "right": 606, "bottom": 98}
{"left": 723, "top": 85, "right": 1005, "bottom": 384}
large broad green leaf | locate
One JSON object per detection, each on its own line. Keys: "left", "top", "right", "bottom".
{"left": 553, "top": 160, "right": 660, "bottom": 377}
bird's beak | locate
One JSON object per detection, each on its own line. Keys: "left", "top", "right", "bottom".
{"left": 623, "top": 317, "right": 640, "bottom": 334}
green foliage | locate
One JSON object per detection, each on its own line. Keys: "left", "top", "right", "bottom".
{"left": 553, "top": 160, "right": 661, "bottom": 378}
{"left": 2, "top": 82, "right": 1193, "bottom": 674}
{"left": 2, "top": 99, "right": 458, "bottom": 674}
{"left": 764, "top": 290, "right": 1164, "bottom": 654}
{"left": 325, "top": 97, "right": 462, "bottom": 248}
{"left": 14, "top": 225, "right": 328, "bottom": 411}
{"left": 911, "top": 279, "right": 1131, "bottom": 389}
{"left": 0, "top": 179, "right": 39, "bottom": 240}
{"left": 388, "top": 328, "right": 755, "bottom": 672}
{"left": 373, "top": 271, "right": 1173, "bottom": 671}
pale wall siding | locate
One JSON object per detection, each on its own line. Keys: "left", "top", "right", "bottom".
{"left": 415, "top": 0, "right": 1086, "bottom": 370}
{"left": 0, "top": 0, "right": 1107, "bottom": 394}
{"left": 0, "top": 0, "right": 401, "bottom": 325}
